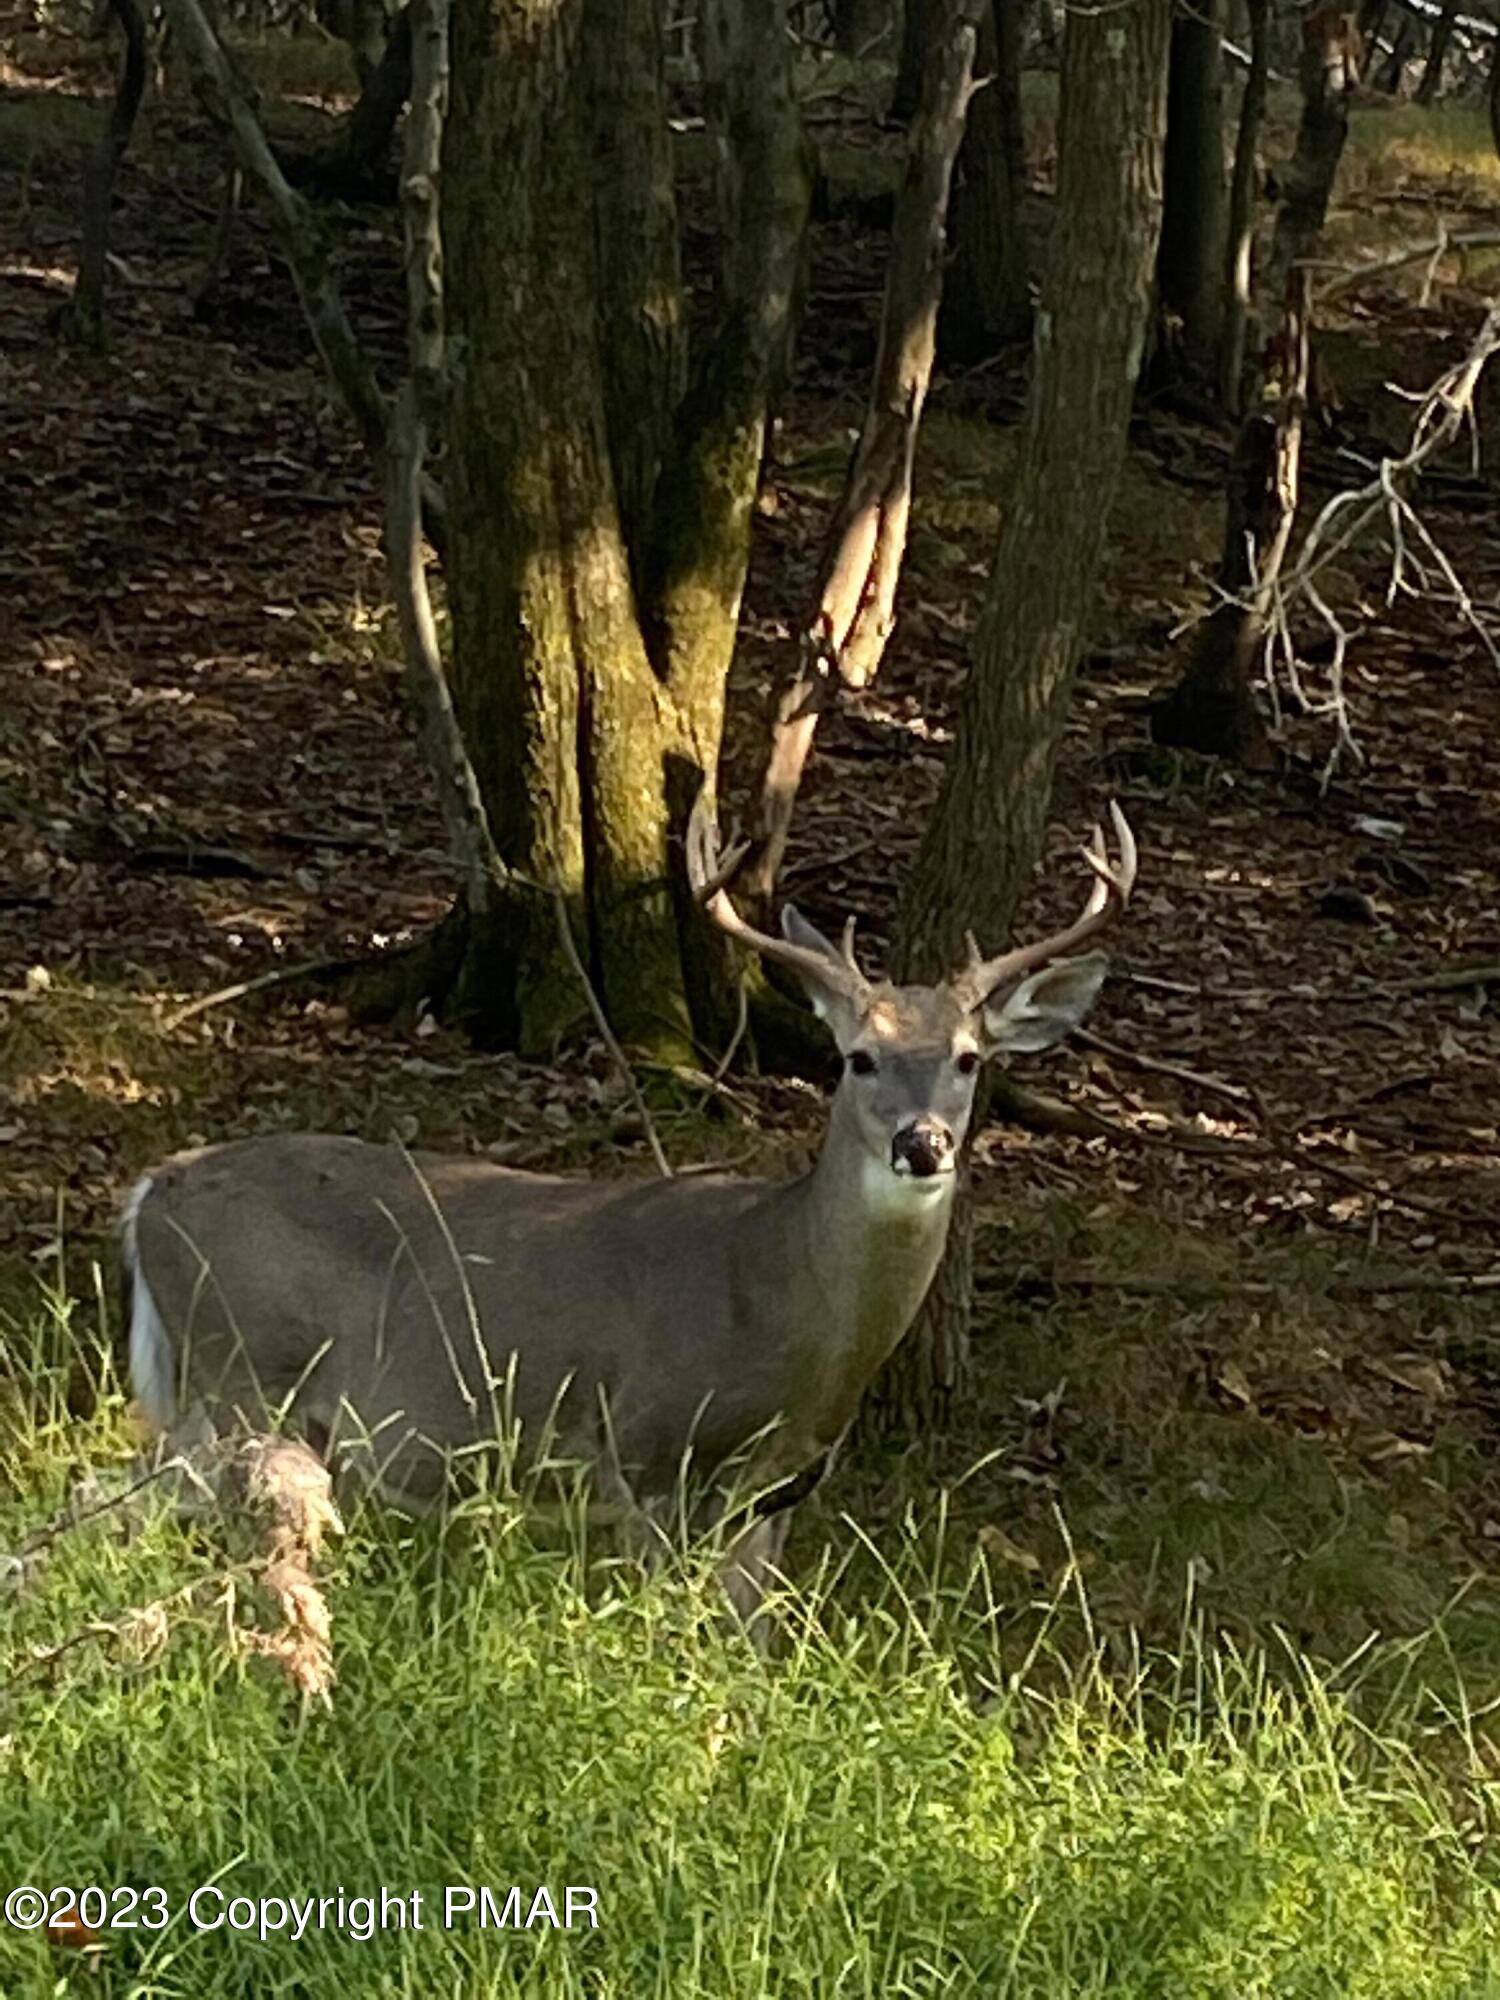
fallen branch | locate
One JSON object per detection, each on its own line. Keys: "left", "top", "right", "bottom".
{"left": 162, "top": 952, "right": 355, "bottom": 1031}
{"left": 998, "top": 1075, "right": 1459, "bottom": 1223}
{"left": 993, "top": 1266, "right": 1500, "bottom": 1301}
{"left": 1315, "top": 227, "right": 1500, "bottom": 301}
{"left": 1074, "top": 1026, "right": 1253, "bottom": 1114}
{"left": 1383, "top": 960, "right": 1500, "bottom": 995}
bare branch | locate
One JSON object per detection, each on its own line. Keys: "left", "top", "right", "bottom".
{"left": 386, "top": 0, "right": 507, "bottom": 918}
{"left": 158, "top": 0, "right": 390, "bottom": 465}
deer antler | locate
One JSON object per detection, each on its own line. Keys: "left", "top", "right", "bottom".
{"left": 950, "top": 802, "right": 1137, "bottom": 1011}
{"left": 685, "top": 795, "right": 869, "bottom": 997}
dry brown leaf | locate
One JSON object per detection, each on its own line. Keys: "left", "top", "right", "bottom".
{"left": 1366, "top": 1354, "right": 1452, "bottom": 1401}
{"left": 1212, "top": 1358, "right": 1255, "bottom": 1410}
{"left": 977, "top": 1525, "right": 1042, "bottom": 1574}
{"left": 1363, "top": 1431, "right": 1432, "bottom": 1463}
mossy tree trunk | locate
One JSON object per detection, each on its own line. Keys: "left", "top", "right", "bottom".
{"left": 869, "top": 0, "right": 1173, "bottom": 1434}
{"left": 441, "top": 0, "right": 809, "bottom": 1055}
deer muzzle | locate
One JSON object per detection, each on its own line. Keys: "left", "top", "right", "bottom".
{"left": 890, "top": 1120, "right": 956, "bottom": 1179}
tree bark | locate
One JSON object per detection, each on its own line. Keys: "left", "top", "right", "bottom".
{"left": 441, "top": 0, "right": 809, "bottom": 1054}
{"left": 1155, "top": 0, "right": 1226, "bottom": 386}
{"left": 1415, "top": 0, "right": 1458, "bottom": 102}
{"left": 740, "top": 0, "right": 981, "bottom": 912}
{"left": 1491, "top": 37, "right": 1500, "bottom": 163}
{"left": 1381, "top": 16, "right": 1414, "bottom": 91}
{"left": 309, "top": 3, "right": 412, "bottom": 198}
{"left": 940, "top": 0, "right": 1031, "bottom": 363}
{"left": 892, "top": 0, "right": 927, "bottom": 119}
{"left": 1219, "top": 0, "right": 1268, "bottom": 413}
{"left": 870, "top": 0, "right": 1172, "bottom": 1433}
{"left": 62, "top": 0, "right": 147, "bottom": 348}
{"left": 585, "top": 0, "right": 684, "bottom": 582}
{"left": 1153, "top": 6, "right": 1351, "bottom": 758}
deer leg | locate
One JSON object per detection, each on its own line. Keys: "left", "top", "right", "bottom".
{"left": 717, "top": 1511, "right": 793, "bottom": 1652}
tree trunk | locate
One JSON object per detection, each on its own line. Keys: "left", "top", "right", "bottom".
{"left": 1491, "top": 38, "right": 1500, "bottom": 164}
{"left": 939, "top": 0, "right": 1031, "bottom": 362}
{"left": 892, "top": 0, "right": 927, "bottom": 119}
{"left": 441, "top": 0, "right": 809, "bottom": 1054}
{"left": 1219, "top": 0, "right": 1268, "bottom": 413}
{"left": 1155, "top": 0, "right": 1226, "bottom": 386}
{"left": 870, "top": 0, "right": 1172, "bottom": 1434}
{"left": 1415, "top": 0, "right": 1458, "bottom": 103}
{"left": 1357, "top": 0, "right": 1386, "bottom": 61}
{"left": 1381, "top": 17, "right": 1414, "bottom": 91}
{"left": 1151, "top": 269, "right": 1310, "bottom": 761}
{"left": 741, "top": 0, "right": 981, "bottom": 912}
{"left": 315, "top": 2, "right": 412, "bottom": 197}
{"left": 62, "top": 0, "right": 147, "bottom": 348}
{"left": 1153, "top": 7, "right": 1351, "bottom": 759}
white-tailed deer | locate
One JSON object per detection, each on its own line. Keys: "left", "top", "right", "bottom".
{"left": 123, "top": 800, "right": 1135, "bottom": 1620}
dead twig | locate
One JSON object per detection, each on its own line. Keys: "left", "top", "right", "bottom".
{"left": 551, "top": 892, "right": 672, "bottom": 1180}
{"left": 1074, "top": 1027, "right": 1253, "bottom": 1114}
{"left": 162, "top": 953, "right": 353, "bottom": 1031}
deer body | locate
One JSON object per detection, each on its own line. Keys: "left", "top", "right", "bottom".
{"left": 126, "top": 1112, "right": 953, "bottom": 1512}
{"left": 123, "top": 800, "right": 1134, "bottom": 1618}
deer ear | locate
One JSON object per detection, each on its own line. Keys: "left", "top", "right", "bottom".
{"left": 780, "top": 904, "right": 865, "bottom": 1046}
{"left": 980, "top": 951, "right": 1108, "bottom": 1055}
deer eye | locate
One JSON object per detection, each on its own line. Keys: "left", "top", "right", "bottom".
{"left": 954, "top": 1050, "right": 980, "bottom": 1076}
{"left": 847, "top": 1049, "right": 877, "bottom": 1077}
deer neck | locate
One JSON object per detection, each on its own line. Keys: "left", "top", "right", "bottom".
{"left": 776, "top": 1094, "right": 956, "bottom": 1436}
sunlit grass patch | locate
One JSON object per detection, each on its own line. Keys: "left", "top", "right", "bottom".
{"left": 1, "top": 1303, "right": 1497, "bottom": 1999}
{"left": 1344, "top": 101, "right": 1500, "bottom": 201}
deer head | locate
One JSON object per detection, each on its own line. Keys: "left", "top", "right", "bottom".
{"left": 686, "top": 797, "right": 1136, "bottom": 1190}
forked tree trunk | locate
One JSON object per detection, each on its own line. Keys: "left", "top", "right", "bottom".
{"left": 1152, "top": 5, "right": 1351, "bottom": 760}
{"left": 1155, "top": 0, "right": 1226, "bottom": 385}
{"left": 870, "top": 0, "right": 1172, "bottom": 1434}
{"left": 442, "top": 0, "right": 809, "bottom": 1054}
{"left": 739, "top": 0, "right": 981, "bottom": 913}
{"left": 316, "top": 3, "right": 412, "bottom": 196}
{"left": 1219, "top": 0, "right": 1269, "bottom": 413}
{"left": 940, "top": 0, "right": 1031, "bottom": 362}
{"left": 1151, "top": 268, "right": 1310, "bottom": 761}
{"left": 62, "top": 0, "right": 147, "bottom": 347}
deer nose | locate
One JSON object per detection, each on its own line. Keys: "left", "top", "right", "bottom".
{"left": 891, "top": 1120, "right": 955, "bottom": 1178}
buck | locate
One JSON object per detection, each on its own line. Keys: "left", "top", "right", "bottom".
{"left": 123, "top": 799, "right": 1135, "bottom": 1618}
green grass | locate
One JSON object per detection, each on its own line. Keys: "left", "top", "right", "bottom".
{"left": 3, "top": 1291, "right": 1499, "bottom": 1999}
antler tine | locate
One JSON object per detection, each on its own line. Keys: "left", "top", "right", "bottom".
{"left": 685, "top": 795, "right": 868, "bottom": 995}
{"left": 952, "top": 801, "right": 1137, "bottom": 1009}
{"left": 839, "top": 915, "right": 860, "bottom": 977}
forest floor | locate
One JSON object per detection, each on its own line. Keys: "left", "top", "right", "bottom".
{"left": 2, "top": 35, "right": 1500, "bottom": 1988}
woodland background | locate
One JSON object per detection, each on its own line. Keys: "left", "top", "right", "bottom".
{"left": 2, "top": 0, "right": 1500, "bottom": 1991}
